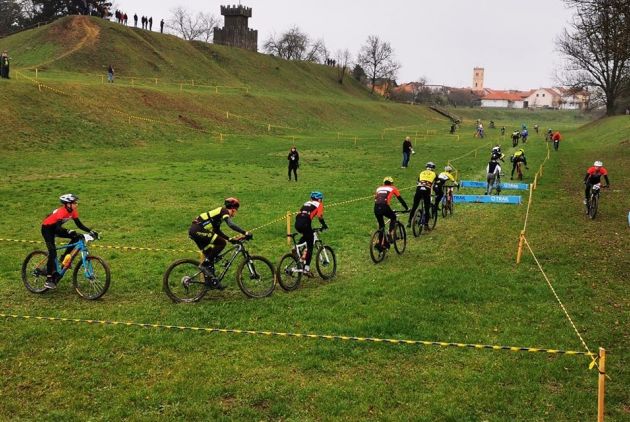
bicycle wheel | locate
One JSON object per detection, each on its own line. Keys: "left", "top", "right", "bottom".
{"left": 236, "top": 255, "right": 275, "bottom": 298}
{"left": 163, "top": 259, "right": 208, "bottom": 303}
{"left": 412, "top": 208, "right": 424, "bottom": 237}
{"left": 277, "top": 253, "right": 302, "bottom": 291}
{"left": 588, "top": 194, "right": 598, "bottom": 219}
{"left": 393, "top": 222, "right": 407, "bottom": 255}
{"left": 369, "top": 230, "right": 386, "bottom": 263}
{"left": 447, "top": 195, "right": 454, "bottom": 216}
{"left": 441, "top": 198, "right": 448, "bottom": 218}
{"left": 72, "top": 256, "right": 111, "bottom": 300}
{"left": 517, "top": 163, "right": 523, "bottom": 181}
{"left": 315, "top": 246, "right": 337, "bottom": 280}
{"left": 22, "top": 250, "right": 50, "bottom": 294}
{"left": 430, "top": 207, "right": 438, "bottom": 230}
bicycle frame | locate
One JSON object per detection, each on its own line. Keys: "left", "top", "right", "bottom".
{"left": 290, "top": 231, "right": 323, "bottom": 260}
{"left": 52, "top": 238, "right": 91, "bottom": 279}
{"left": 211, "top": 243, "right": 249, "bottom": 282}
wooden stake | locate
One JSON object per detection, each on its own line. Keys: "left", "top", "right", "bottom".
{"left": 101, "top": 75, "right": 104, "bottom": 84}
{"left": 516, "top": 230, "right": 525, "bottom": 264}
{"left": 35, "top": 68, "right": 38, "bottom": 80}
{"left": 155, "top": 78, "right": 158, "bottom": 85}
{"left": 597, "top": 347, "right": 606, "bottom": 422}
{"left": 286, "top": 211, "right": 292, "bottom": 246}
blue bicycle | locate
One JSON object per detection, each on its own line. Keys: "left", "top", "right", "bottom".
{"left": 21, "top": 233, "right": 111, "bottom": 299}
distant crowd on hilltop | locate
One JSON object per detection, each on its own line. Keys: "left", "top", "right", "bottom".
{"left": 114, "top": 10, "right": 164, "bottom": 33}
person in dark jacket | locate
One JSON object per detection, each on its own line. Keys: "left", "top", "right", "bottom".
{"left": 288, "top": 146, "right": 299, "bottom": 181}
{"left": 1, "top": 51, "right": 10, "bottom": 79}
{"left": 401, "top": 136, "right": 413, "bottom": 168}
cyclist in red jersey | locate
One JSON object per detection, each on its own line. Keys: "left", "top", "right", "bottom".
{"left": 583, "top": 161, "right": 610, "bottom": 204}
{"left": 374, "top": 177, "right": 408, "bottom": 249}
{"left": 41, "top": 194, "right": 98, "bottom": 289}
{"left": 295, "top": 191, "right": 328, "bottom": 277}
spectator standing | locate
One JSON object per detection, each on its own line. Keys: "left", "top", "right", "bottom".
{"left": 149, "top": 17, "right": 153, "bottom": 31}
{"left": 287, "top": 146, "right": 299, "bottom": 181}
{"left": 1, "top": 51, "right": 11, "bottom": 79}
{"left": 134, "top": 14, "right": 138, "bottom": 27}
{"left": 107, "top": 64, "right": 114, "bottom": 83}
{"left": 123, "top": 13, "right": 128, "bottom": 25}
{"left": 160, "top": 19, "right": 164, "bottom": 33}
{"left": 401, "top": 136, "right": 413, "bottom": 168}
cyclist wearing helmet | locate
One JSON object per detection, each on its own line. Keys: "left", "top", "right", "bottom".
{"left": 510, "top": 149, "right": 528, "bottom": 179}
{"left": 520, "top": 127, "right": 529, "bottom": 143}
{"left": 189, "top": 197, "right": 252, "bottom": 289}
{"left": 374, "top": 177, "right": 408, "bottom": 248}
{"left": 295, "top": 191, "right": 328, "bottom": 277}
{"left": 486, "top": 158, "right": 502, "bottom": 195}
{"left": 434, "top": 165, "right": 459, "bottom": 212}
{"left": 491, "top": 145, "right": 505, "bottom": 162}
{"left": 512, "top": 129, "right": 521, "bottom": 146}
{"left": 41, "top": 194, "right": 98, "bottom": 289}
{"left": 583, "top": 161, "right": 610, "bottom": 204}
{"left": 408, "top": 162, "right": 437, "bottom": 230}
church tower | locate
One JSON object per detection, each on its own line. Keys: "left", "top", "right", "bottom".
{"left": 472, "top": 67, "right": 484, "bottom": 91}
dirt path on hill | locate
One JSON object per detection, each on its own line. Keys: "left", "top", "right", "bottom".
{"left": 32, "top": 16, "right": 100, "bottom": 69}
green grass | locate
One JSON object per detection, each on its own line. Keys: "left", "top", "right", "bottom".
{"left": 0, "top": 16, "right": 628, "bottom": 421}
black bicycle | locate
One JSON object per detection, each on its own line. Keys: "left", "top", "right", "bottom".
{"left": 441, "top": 185, "right": 457, "bottom": 218}
{"left": 411, "top": 199, "right": 438, "bottom": 237}
{"left": 163, "top": 237, "right": 275, "bottom": 303}
{"left": 586, "top": 183, "right": 606, "bottom": 219}
{"left": 277, "top": 228, "right": 337, "bottom": 291}
{"left": 370, "top": 210, "right": 408, "bottom": 263}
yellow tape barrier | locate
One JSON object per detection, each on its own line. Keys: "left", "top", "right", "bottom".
{"left": 0, "top": 313, "right": 595, "bottom": 357}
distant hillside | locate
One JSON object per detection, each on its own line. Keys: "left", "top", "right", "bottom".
{"left": 0, "top": 15, "right": 371, "bottom": 98}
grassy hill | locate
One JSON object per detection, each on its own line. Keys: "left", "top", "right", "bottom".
{"left": 0, "top": 16, "right": 628, "bottom": 421}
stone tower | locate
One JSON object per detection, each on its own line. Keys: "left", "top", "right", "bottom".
{"left": 213, "top": 5, "right": 258, "bottom": 51}
{"left": 472, "top": 67, "right": 484, "bottom": 91}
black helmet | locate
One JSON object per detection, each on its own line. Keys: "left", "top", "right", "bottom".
{"left": 224, "top": 197, "right": 240, "bottom": 209}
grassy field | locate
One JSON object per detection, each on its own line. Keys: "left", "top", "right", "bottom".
{"left": 0, "top": 16, "right": 628, "bottom": 421}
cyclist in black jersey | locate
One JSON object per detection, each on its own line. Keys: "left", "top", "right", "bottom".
{"left": 189, "top": 197, "right": 252, "bottom": 289}
{"left": 295, "top": 191, "right": 328, "bottom": 277}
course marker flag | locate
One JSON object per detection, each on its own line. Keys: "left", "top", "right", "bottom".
{"left": 453, "top": 195, "right": 521, "bottom": 205}
{"left": 461, "top": 180, "right": 529, "bottom": 190}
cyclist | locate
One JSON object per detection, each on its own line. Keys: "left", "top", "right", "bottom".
{"left": 491, "top": 145, "right": 505, "bottom": 162}
{"left": 375, "top": 177, "right": 408, "bottom": 249}
{"left": 500, "top": 126, "right": 506, "bottom": 136}
{"left": 521, "top": 127, "right": 529, "bottom": 143}
{"left": 511, "top": 129, "right": 521, "bottom": 146}
{"left": 434, "top": 165, "right": 459, "bottom": 212}
{"left": 534, "top": 124, "right": 539, "bottom": 134}
{"left": 545, "top": 128, "right": 553, "bottom": 141}
{"left": 552, "top": 131, "right": 562, "bottom": 151}
{"left": 189, "top": 197, "right": 252, "bottom": 290}
{"left": 486, "top": 158, "right": 502, "bottom": 195}
{"left": 295, "top": 191, "right": 328, "bottom": 277}
{"left": 41, "top": 194, "right": 98, "bottom": 289}
{"left": 408, "top": 162, "right": 437, "bottom": 230}
{"left": 583, "top": 161, "right": 610, "bottom": 205}
{"left": 510, "top": 148, "right": 529, "bottom": 179}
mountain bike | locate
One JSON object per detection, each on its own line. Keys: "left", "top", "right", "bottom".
{"left": 441, "top": 185, "right": 457, "bottom": 217}
{"left": 277, "top": 228, "right": 337, "bottom": 291}
{"left": 586, "top": 183, "right": 606, "bottom": 219}
{"left": 515, "top": 161, "right": 527, "bottom": 181}
{"left": 486, "top": 174, "right": 502, "bottom": 195}
{"left": 411, "top": 198, "right": 438, "bottom": 237}
{"left": 163, "top": 237, "right": 275, "bottom": 303}
{"left": 370, "top": 210, "right": 408, "bottom": 263}
{"left": 22, "top": 233, "right": 110, "bottom": 299}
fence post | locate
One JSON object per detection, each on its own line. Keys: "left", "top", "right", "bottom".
{"left": 215, "top": 86, "right": 218, "bottom": 94}
{"left": 516, "top": 230, "right": 526, "bottom": 264}
{"left": 155, "top": 78, "right": 158, "bottom": 85}
{"left": 286, "top": 211, "right": 292, "bottom": 246}
{"left": 191, "top": 79, "right": 194, "bottom": 87}
{"left": 268, "top": 124, "right": 271, "bottom": 132}
{"left": 219, "top": 133, "right": 223, "bottom": 142}
{"left": 37, "top": 83, "right": 41, "bottom": 92}
{"left": 226, "top": 111, "right": 229, "bottom": 119}
{"left": 597, "top": 347, "right": 606, "bottom": 422}
{"left": 354, "top": 137, "right": 357, "bottom": 146}
{"left": 35, "top": 68, "right": 38, "bottom": 80}
{"left": 101, "top": 75, "right": 104, "bottom": 84}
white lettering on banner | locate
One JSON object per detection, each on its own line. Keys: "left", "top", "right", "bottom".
{"left": 490, "top": 196, "right": 510, "bottom": 203}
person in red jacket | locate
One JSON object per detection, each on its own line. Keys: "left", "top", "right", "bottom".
{"left": 41, "top": 194, "right": 98, "bottom": 289}
{"left": 552, "top": 131, "right": 562, "bottom": 151}
{"left": 583, "top": 161, "right": 610, "bottom": 205}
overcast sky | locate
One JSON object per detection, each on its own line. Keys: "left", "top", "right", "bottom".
{"left": 113, "top": 0, "right": 576, "bottom": 90}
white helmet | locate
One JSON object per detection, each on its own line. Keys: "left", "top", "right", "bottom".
{"left": 594, "top": 161, "right": 603, "bottom": 167}
{"left": 59, "top": 193, "right": 78, "bottom": 204}
{"left": 444, "top": 165, "right": 453, "bottom": 172}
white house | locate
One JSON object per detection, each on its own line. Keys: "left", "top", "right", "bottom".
{"left": 480, "top": 90, "right": 530, "bottom": 108}
{"left": 524, "top": 88, "right": 558, "bottom": 108}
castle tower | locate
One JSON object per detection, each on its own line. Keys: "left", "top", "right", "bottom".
{"left": 213, "top": 5, "right": 258, "bottom": 51}
{"left": 472, "top": 67, "right": 484, "bottom": 91}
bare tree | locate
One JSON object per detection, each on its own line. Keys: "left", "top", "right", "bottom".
{"left": 263, "top": 26, "right": 327, "bottom": 63}
{"left": 167, "top": 6, "right": 219, "bottom": 42}
{"left": 357, "top": 35, "right": 401, "bottom": 93}
{"left": 335, "top": 49, "right": 351, "bottom": 84}
{"left": 556, "top": 0, "right": 630, "bottom": 115}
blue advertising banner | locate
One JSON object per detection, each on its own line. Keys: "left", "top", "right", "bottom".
{"left": 460, "top": 180, "right": 529, "bottom": 190}
{"left": 453, "top": 195, "right": 522, "bottom": 205}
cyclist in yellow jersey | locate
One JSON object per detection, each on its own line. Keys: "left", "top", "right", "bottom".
{"left": 408, "top": 162, "right": 437, "bottom": 230}
{"left": 510, "top": 148, "right": 528, "bottom": 179}
{"left": 433, "top": 166, "right": 459, "bottom": 214}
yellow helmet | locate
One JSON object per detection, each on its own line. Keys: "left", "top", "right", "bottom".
{"left": 383, "top": 176, "right": 394, "bottom": 184}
